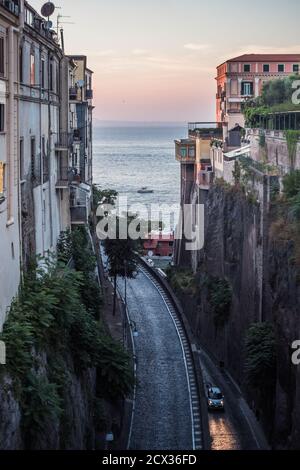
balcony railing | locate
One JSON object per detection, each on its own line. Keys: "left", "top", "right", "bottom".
{"left": 55, "top": 132, "right": 73, "bottom": 150}
{"left": 70, "top": 206, "right": 88, "bottom": 225}
{"left": 0, "top": 0, "right": 20, "bottom": 16}
{"left": 56, "top": 167, "right": 77, "bottom": 189}
{"left": 188, "top": 122, "right": 223, "bottom": 139}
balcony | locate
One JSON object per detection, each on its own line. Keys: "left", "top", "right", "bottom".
{"left": 85, "top": 89, "right": 93, "bottom": 100}
{"left": 188, "top": 122, "right": 223, "bottom": 139}
{"left": 55, "top": 132, "right": 73, "bottom": 151}
{"left": 198, "top": 169, "right": 214, "bottom": 190}
{"left": 70, "top": 205, "right": 88, "bottom": 225}
{"left": 0, "top": 0, "right": 20, "bottom": 16}
{"left": 56, "top": 167, "right": 76, "bottom": 189}
{"left": 175, "top": 139, "right": 196, "bottom": 164}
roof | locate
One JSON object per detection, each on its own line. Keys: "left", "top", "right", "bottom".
{"left": 217, "top": 54, "right": 300, "bottom": 68}
{"left": 224, "top": 145, "right": 250, "bottom": 160}
{"left": 229, "top": 54, "right": 300, "bottom": 63}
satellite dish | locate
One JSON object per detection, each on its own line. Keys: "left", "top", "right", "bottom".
{"left": 41, "top": 2, "right": 55, "bottom": 18}
{"left": 77, "top": 80, "right": 85, "bottom": 88}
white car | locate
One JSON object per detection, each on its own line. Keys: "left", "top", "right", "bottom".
{"left": 207, "top": 387, "right": 225, "bottom": 411}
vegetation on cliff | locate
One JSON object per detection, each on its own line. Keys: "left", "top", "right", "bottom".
{"left": 243, "top": 75, "right": 300, "bottom": 127}
{"left": 203, "top": 276, "right": 232, "bottom": 328}
{"left": 244, "top": 322, "right": 276, "bottom": 390}
{"left": 0, "top": 227, "right": 133, "bottom": 448}
{"left": 270, "top": 170, "right": 300, "bottom": 264}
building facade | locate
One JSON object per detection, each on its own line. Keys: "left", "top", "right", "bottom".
{"left": 216, "top": 54, "right": 300, "bottom": 129}
{"left": 0, "top": 1, "right": 21, "bottom": 330}
{"left": 0, "top": 0, "right": 94, "bottom": 329}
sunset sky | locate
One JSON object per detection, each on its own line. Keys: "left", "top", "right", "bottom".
{"left": 31, "top": 0, "right": 300, "bottom": 122}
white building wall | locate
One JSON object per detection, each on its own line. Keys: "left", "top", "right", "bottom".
{"left": 0, "top": 29, "right": 20, "bottom": 329}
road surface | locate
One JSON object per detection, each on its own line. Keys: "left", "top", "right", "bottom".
{"left": 117, "top": 269, "right": 198, "bottom": 450}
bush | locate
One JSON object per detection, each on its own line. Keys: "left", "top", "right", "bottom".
{"left": 167, "top": 267, "right": 196, "bottom": 295}
{"left": 244, "top": 323, "right": 276, "bottom": 390}
{"left": 204, "top": 276, "right": 232, "bottom": 327}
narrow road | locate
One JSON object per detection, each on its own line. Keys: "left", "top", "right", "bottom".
{"left": 117, "top": 269, "right": 198, "bottom": 450}
{"left": 198, "top": 347, "right": 269, "bottom": 450}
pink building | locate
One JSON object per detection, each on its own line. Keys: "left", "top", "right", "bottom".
{"left": 216, "top": 54, "right": 300, "bottom": 129}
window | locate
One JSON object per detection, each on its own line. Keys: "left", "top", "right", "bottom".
{"left": 19, "top": 46, "right": 23, "bottom": 83}
{"left": 31, "top": 137, "right": 36, "bottom": 179}
{"left": 278, "top": 64, "right": 285, "bottom": 72}
{"left": 0, "top": 104, "right": 4, "bottom": 132}
{"left": 20, "top": 139, "right": 25, "bottom": 181}
{"left": 0, "top": 161, "right": 5, "bottom": 200}
{"left": 41, "top": 59, "right": 45, "bottom": 89}
{"left": 42, "top": 136, "right": 49, "bottom": 183}
{"left": 263, "top": 64, "right": 270, "bottom": 72}
{"left": 0, "top": 37, "right": 4, "bottom": 77}
{"left": 243, "top": 64, "right": 251, "bottom": 72}
{"left": 293, "top": 64, "right": 299, "bottom": 73}
{"left": 180, "top": 147, "right": 187, "bottom": 158}
{"left": 25, "top": 8, "right": 34, "bottom": 27}
{"left": 188, "top": 147, "right": 195, "bottom": 158}
{"left": 30, "top": 52, "right": 35, "bottom": 85}
{"left": 241, "top": 82, "right": 253, "bottom": 96}
{"left": 50, "top": 62, "right": 53, "bottom": 91}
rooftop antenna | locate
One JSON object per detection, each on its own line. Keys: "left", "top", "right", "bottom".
{"left": 56, "top": 14, "right": 75, "bottom": 36}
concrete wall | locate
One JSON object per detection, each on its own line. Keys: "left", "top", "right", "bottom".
{"left": 248, "top": 129, "right": 300, "bottom": 173}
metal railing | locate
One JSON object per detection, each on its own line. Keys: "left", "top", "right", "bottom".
{"left": 70, "top": 205, "right": 88, "bottom": 224}
{"left": 188, "top": 122, "right": 223, "bottom": 138}
{"left": 55, "top": 132, "right": 73, "bottom": 149}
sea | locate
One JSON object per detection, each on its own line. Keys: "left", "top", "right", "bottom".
{"left": 93, "top": 125, "right": 187, "bottom": 229}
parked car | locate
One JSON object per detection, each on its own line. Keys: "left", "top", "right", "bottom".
{"left": 207, "top": 387, "right": 225, "bottom": 411}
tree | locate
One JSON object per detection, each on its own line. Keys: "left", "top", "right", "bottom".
{"left": 103, "top": 215, "right": 139, "bottom": 316}
{"left": 92, "top": 185, "right": 118, "bottom": 211}
{"left": 244, "top": 322, "right": 276, "bottom": 391}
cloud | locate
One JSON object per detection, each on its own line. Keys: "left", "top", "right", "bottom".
{"left": 94, "top": 50, "right": 117, "bottom": 57}
{"left": 184, "top": 43, "right": 211, "bottom": 51}
{"left": 131, "top": 49, "right": 149, "bottom": 56}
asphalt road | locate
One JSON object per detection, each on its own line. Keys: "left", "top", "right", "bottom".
{"left": 117, "top": 270, "right": 194, "bottom": 450}
{"left": 198, "top": 347, "right": 269, "bottom": 450}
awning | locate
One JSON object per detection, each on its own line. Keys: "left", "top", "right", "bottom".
{"left": 224, "top": 145, "right": 250, "bottom": 160}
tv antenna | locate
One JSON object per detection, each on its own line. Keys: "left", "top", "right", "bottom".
{"left": 56, "top": 13, "right": 75, "bottom": 35}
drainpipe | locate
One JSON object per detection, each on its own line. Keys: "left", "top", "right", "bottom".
{"left": 7, "top": 26, "right": 20, "bottom": 227}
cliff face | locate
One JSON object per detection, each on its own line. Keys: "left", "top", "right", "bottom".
{"left": 178, "top": 183, "right": 300, "bottom": 449}
{"left": 0, "top": 352, "right": 98, "bottom": 450}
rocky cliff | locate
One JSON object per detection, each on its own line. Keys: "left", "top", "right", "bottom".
{"left": 175, "top": 182, "right": 300, "bottom": 449}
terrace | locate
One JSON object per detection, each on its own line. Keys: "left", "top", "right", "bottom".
{"left": 188, "top": 122, "right": 223, "bottom": 139}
